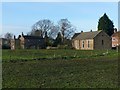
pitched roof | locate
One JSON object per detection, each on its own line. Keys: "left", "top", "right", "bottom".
{"left": 74, "top": 30, "right": 102, "bottom": 40}
{"left": 0, "top": 38, "right": 9, "bottom": 41}
{"left": 112, "top": 31, "right": 120, "bottom": 38}
{"left": 23, "top": 36, "right": 43, "bottom": 39}
{"left": 72, "top": 33, "right": 81, "bottom": 39}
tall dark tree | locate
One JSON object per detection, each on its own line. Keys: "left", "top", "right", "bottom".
{"left": 98, "top": 13, "right": 114, "bottom": 36}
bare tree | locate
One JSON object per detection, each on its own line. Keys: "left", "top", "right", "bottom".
{"left": 4, "top": 32, "right": 13, "bottom": 40}
{"left": 48, "top": 25, "right": 59, "bottom": 39}
{"left": 58, "top": 19, "right": 76, "bottom": 44}
{"left": 30, "top": 19, "right": 54, "bottom": 37}
{"left": 28, "top": 30, "right": 43, "bottom": 37}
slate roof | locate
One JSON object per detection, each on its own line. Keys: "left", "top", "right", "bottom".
{"left": 23, "top": 36, "right": 43, "bottom": 39}
{"left": 72, "top": 33, "right": 81, "bottom": 39}
{"left": 74, "top": 30, "right": 102, "bottom": 40}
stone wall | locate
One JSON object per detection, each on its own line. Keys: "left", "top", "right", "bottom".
{"left": 94, "top": 31, "right": 112, "bottom": 50}
{"left": 80, "top": 39, "right": 94, "bottom": 50}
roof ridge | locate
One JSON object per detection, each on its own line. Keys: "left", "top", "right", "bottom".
{"left": 93, "top": 30, "right": 102, "bottom": 39}
{"left": 74, "top": 30, "right": 102, "bottom": 40}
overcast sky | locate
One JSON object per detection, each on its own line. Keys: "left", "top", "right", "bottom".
{"left": 2, "top": 2, "right": 118, "bottom": 37}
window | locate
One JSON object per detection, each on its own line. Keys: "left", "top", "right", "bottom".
{"left": 88, "top": 40, "right": 90, "bottom": 48}
{"left": 102, "top": 40, "right": 104, "bottom": 45}
{"left": 113, "top": 38, "right": 115, "bottom": 41}
{"left": 82, "top": 41, "right": 84, "bottom": 48}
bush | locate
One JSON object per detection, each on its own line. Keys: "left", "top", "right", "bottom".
{"left": 58, "top": 45, "right": 72, "bottom": 49}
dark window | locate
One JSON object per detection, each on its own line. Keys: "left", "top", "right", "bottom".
{"left": 113, "top": 38, "right": 115, "bottom": 40}
{"left": 102, "top": 40, "right": 104, "bottom": 45}
{"left": 88, "top": 40, "right": 90, "bottom": 48}
{"left": 82, "top": 41, "right": 84, "bottom": 48}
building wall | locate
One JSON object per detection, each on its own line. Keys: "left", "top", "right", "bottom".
{"left": 112, "top": 36, "right": 120, "bottom": 48}
{"left": 10, "top": 39, "right": 15, "bottom": 50}
{"left": 19, "top": 35, "right": 45, "bottom": 49}
{"left": 80, "top": 39, "right": 94, "bottom": 50}
{"left": 112, "top": 37, "right": 118, "bottom": 47}
{"left": 94, "top": 31, "right": 112, "bottom": 50}
{"left": 73, "top": 40, "right": 80, "bottom": 50}
{"left": 19, "top": 36, "right": 25, "bottom": 49}
{"left": 24, "top": 38, "right": 45, "bottom": 49}
{"left": 72, "top": 39, "right": 94, "bottom": 50}
{"left": 15, "top": 39, "right": 21, "bottom": 49}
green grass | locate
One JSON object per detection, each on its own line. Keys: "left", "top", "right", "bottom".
{"left": 2, "top": 49, "right": 118, "bottom": 61}
{"left": 2, "top": 49, "right": 118, "bottom": 88}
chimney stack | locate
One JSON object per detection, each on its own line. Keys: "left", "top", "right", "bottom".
{"left": 22, "top": 32, "right": 24, "bottom": 36}
{"left": 14, "top": 35, "right": 16, "bottom": 39}
{"left": 114, "top": 28, "right": 117, "bottom": 33}
{"left": 90, "top": 29, "right": 92, "bottom": 32}
{"left": 81, "top": 30, "right": 83, "bottom": 33}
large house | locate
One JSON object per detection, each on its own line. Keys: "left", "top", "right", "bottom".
{"left": 72, "top": 30, "right": 112, "bottom": 50}
{"left": 11, "top": 33, "right": 45, "bottom": 49}
{"left": 111, "top": 29, "right": 120, "bottom": 49}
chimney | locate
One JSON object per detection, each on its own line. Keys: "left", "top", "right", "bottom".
{"left": 14, "top": 35, "right": 16, "bottom": 39}
{"left": 90, "top": 29, "right": 92, "bottom": 32}
{"left": 114, "top": 28, "right": 117, "bottom": 33}
{"left": 18, "top": 35, "right": 21, "bottom": 39}
{"left": 81, "top": 30, "right": 83, "bottom": 33}
{"left": 22, "top": 32, "right": 24, "bottom": 36}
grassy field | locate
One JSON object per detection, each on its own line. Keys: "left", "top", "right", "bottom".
{"left": 2, "top": 49, "right": 118, "bottom": 88}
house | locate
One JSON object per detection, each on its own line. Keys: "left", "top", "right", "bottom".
{"left": 111, "top": 29, "right": 120, "bottom": 49}
{"left": 19, "top": 33, "right": 45, "bottom": 49}
{"left": 11, "top": 33, "right": 45, "bottom": 49}
{"left": 72, "top": 30, "right": 112, "bottom": 50}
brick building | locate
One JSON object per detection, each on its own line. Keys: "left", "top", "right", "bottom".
{"left": 111, "top": 29, "right": 120, "bottom": 49}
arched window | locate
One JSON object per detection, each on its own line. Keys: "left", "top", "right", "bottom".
{"left": 82, "top": 41, "right": 84, "bottom": 48}
{"left": 88, "top": 40, "right": 90, "bottom": 48}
